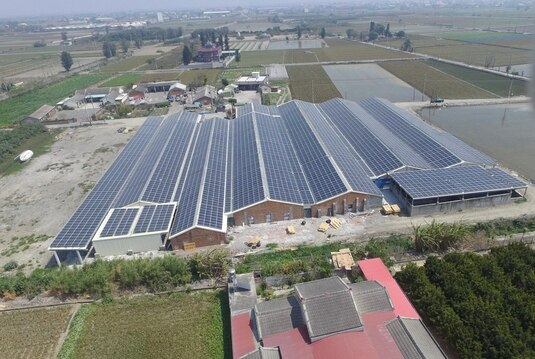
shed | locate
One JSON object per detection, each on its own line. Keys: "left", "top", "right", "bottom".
{"left": 21, "top": 104, "right": 56, "bottom": 124}
{"left": 168, "top": 83, "right": 187, "bottom": 97}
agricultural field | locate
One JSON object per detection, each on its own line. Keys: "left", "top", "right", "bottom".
{"left": 100, "top": 56, "right": 155, "bottom": 73}
{"left": 218, "top": 67, "right": 264, "bottom": 83}
{"left": 0, "top": 306, "right": 74, "bottom": 358}
{"left": 179, "top": 69, "right": 221, "bottom": 87}
{"left": 0, "top": 73, "right": 111, "bottom": 127}
{"left": 379, "top": 60, "right": 500, "bottom": 99}
{"left": 426, "top": 60, "right": 528, "bottom": 97}
{"left": 101, "top": 73, "right": 143, "bottom": 87}
{"left": 61, "top": 292, "right": 230, "bottom": 359}
{"left": 379, "top": 34, "right": 532, "bottom": 67}
{"left": 138, "top": 47, "right": 182, "bottom": 70}
{"left": 441, "top": 31, "right": 535, "bottom": 50}
{"left": 229, "top": 40, "right": 269, "bottom": 52}
{"left": 287, "top": 65, "right": 341, "bottom": 103}
{"left": 139, "top": 72, "right": 182, "bottom": 83}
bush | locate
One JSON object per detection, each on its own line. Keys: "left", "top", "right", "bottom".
{"left": 3, "top": 261, "right": 18, "bottom": 272}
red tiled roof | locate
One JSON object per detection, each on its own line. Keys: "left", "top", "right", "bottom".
{"left": 231, "top": 312, "right": 256, "bottom": 359}
{"left": 357, "top": 258, "right": 420, "bottom": 318}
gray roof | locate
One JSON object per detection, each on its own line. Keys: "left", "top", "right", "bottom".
{"left": 28, "top": 104, "right": 54, "bottom": 120}
{"left": 229, "top": 273, "right": 258, "bottom": 315}
{"left": 296, "top": 277, "right": 362, "bottom": 341}
{"left": 349, "top": 280, "right": 393, "bottom": 313}
{"left": 255, "top": 296, "right": 304, "bottom": 339}
{"left": 194, "top": 85, "right": 217, "bottom": 102}
{"left": 387, "top": 317, "right": 447, "bottom": 359}
{"left": 240, "top": 347, "right": 281, "bottom": 359}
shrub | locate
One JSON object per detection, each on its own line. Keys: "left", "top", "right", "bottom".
{"left": 3, "top": 261, "right": 18, "bottom": 272}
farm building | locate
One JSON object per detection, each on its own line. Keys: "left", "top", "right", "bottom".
{"left": 230, "top": 258, "right": 447, "bottom": 358}
{"left": 196, "top": 44, "right": 222, "bottom": 62}
{"left": 141, "top": 81, "right": 178, "bottom": 93}
{"left": 167, "top": 83, "right": 187, "bottom": 97}
{"left": 236, "top": 72, "right": 268, "bottom": 91}
{"left": 81, "top": 87, "right": 124, "bottom": 103}
{"left": 49, "top": 97, "right": 527, "bottom": 263}
{"left": 128, "top": 86, "right": 147, "bottom": 101}
{"left": 21, "top": 104, "right": 56, "bottom": 124}
{"left": 193, "top": 85, "right": 217, "bottom": 106}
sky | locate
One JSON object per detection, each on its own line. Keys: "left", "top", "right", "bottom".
{"left": 1, "top": 0, "right": 301, "bottom": 18}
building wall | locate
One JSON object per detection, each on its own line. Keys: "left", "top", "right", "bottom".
{"left": 407, "top": 193, "right": 513, "bottom": 216}
{"left": 94, "top": 234, "right": 163, "bottom": 256}
{"left": 232, "top": 201, "right": 304, "bottom": 225}
{"left": 170, "top": 228, "right": 226, "bottom": 250}
{"left": 311, "top": 192, "right": 381, "bottom": 218}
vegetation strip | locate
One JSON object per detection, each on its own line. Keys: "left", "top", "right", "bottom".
{"left": 287, "top": 64, "right": 341, "bottom": 103}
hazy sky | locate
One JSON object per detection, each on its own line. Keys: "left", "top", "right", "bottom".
{"left": 2, "top": 0, "right": 296, "bottom": 18}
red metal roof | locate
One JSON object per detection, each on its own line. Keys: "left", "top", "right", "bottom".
{"left": 231, "top": 312, "right": 256, "bottom": 359}
{"left": 357, "top": 258, "right": 420, "bottom": 318}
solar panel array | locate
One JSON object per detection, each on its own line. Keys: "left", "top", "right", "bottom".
{"left": 51, "top": 97, "right": 516, "bottom": 253}
{"left": 360, "top": 98, "right": 461, "bottom": 169}
{"left": 391, "top": 166, "right": 527, "bottom": 200}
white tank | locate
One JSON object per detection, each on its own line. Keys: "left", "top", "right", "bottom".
{"left": 18, "top": 150, "right": 33, "bottom": 162}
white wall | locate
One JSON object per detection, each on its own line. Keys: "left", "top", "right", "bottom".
{"left": 94, "top": 234, "right": 163, "bottom": 256}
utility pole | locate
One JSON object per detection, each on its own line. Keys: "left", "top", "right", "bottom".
{"left": 311, "top": 79, "right": 315, "bottom": 103}
{"left": 508, "top": 78, "right": 514, "bottom": 98}
{"left": 421, "top": 74, "right": 427, "bottom": 101}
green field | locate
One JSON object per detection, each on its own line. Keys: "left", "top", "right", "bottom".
{"left": 426, "top": 60, "right": 528, "bottom": 97}
{"left": 287, "top": 65, "right": 341, "bottom": 103}
{"left": 100, "top": 56, "right": 155, "bottom": 72}
{"left": 179, "top": 69, "right": 221, "bottom": 87}
{"left": 139, "top": 72, "right": 182, "bottom": 83}
{"left": 234, "top": 38, "right": 415, "bottom": 67}
{"left": 0, "top": 73, "right": 111, "bottom": 126}
{"left": 379, "top": 60, "right": 500, "bottom": 99}
{"left": 61, "top": 292, "right": 231, "bottom": 359}
{"left": 101, "top": 73, "right": 143, "bottom": 87}
{"left": 0, "top": 306, "right": 73, "bottom": 358}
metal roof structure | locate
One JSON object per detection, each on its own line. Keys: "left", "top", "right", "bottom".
{"left": 350, "top": 280, "right": 393, "bottom": 313}
{"left": 391, "top": 166, "right": 527, "bottom": 200}
{"left": 255, "top": 296, "right": 304, "bottom": 339}
{"left": 386, "top": 317, "right": 447, "bottom": 359}
{"left": 49, "top": 97, "right": 518, "bottom": 256}
{"left": 240, "top": 347, "right": 281, "bottom": 359}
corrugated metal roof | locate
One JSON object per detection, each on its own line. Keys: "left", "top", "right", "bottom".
{"left": 350, "top": 280, "right": 393, "bottom": 313}
{"left": 387, "top": 318, "right": 447, "bottom": 359}
{"left": 240, "top": 347, "right": 281, "bottom": 359}
{"left": 28, "top": 104, "right": 54, "bottom": 120}
{"left": 255, "top": 296, "right": 304, "bottom": 339}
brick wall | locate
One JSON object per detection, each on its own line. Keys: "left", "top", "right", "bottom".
{"left": 232, "top": 201, "right": 304, "bottom": 225}
{"left": 170, "top": 228, "right": 226, "bottom": 250}
{"left": 311, "top": 192, "right": 377, "bottom": 217}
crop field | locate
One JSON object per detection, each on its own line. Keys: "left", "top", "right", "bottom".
{"left": 139, "top": 72, "right": 182, "bottom": 83}
{"left": 219, "top": 67, "right": 264, "bottom": 83}
{"left": 379, "top": 35, "right": 532, "bottom": 66}
{"left": 235, "top": 39, "right": 414, "bottom": 67}
{"left": 287, "top": 65, "right": 341, "bottom": 103}
{"left": 441, "top": 31, "right": 535, "bottom": 49}
{"left": 100, "top": 56, "right": 154, "bottom": 73}
{"left": 64, "top": 292, "right": 230, "bottom": 359}
{"left": 379, "top": 60, "right": 499, "bottom": 99}
{"left": 229, "top": 40, "right": 269, "bottom": 52}
{"left": 0, "top": 73, "right": 111, "bottom": 126}
{"left": 425, "top": 60, "right": 528, "bottom": 97}
{"left": 0, "top": 306, "right": 74, "bottom": 358}
{"left": 179, "top": 69, "right": 221, "bottom": 87}
{"left": 101, "top": 73, "right": 143, "bottom": 87}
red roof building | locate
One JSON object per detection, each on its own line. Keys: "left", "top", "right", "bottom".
{"left": 229, "top": 258, "right": 446, "bottom": 359}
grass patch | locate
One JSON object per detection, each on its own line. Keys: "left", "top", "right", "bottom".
{"left": 139, "top": 72, "right": 182, "bottom": 83}
{"left": 379, "top": 60, "right": 498, "bottom": 99}
{"left": 425, "top": 60, "right": 528, "bottom": 97}
{"left": 0, "top": 234, "right": 51, "bottom": 257}
{"left": 100, "top": 73, "right": 142, "bottom": 87}
{"left": 58, "top": 305, "right": 96, "bottom": 359}
{"left": 0, "top": 306, "right": 73, "bottom": 358}
{"left": 0, "top": 128, "right": 59, "bottom": 176}
{"left": 100, "top": 56, "right": 154, "bottom": 73}
{"left": 0, "top": 73, "right": 110, "bottom": 127}
{"left": 66, "top": 292, "right": 230, "bottom": 359}
{"left": 179, "top": 69, "right": 222, "bottom": 87}
{"left": 287, "top": 65, "right": 341, "bottom": 102}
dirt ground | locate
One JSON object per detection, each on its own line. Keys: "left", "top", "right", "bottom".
{"left": 0, "top": 117, "right": 147, "bottom": 272}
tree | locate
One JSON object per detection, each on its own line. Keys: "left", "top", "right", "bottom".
{"left": 297, "top": 26, "right": 302, "bottom": 39}
{"left": 235, "top": 49, "right": 241, "bottom": 63}
{"left": 400, "top": 38, "right": 413, "bottom": 52}
{"left": 385, "top": 23, "right": 392, "bottom": 38}
{"left": 320, "top": 27, "right": 326, "bottom": 39}
{"left": 60, "top": 51, "right": 73, "bottom": 71}
{"left": 369, "top": 21, "right": 376, "bottom": 33}
{"left": 134, "top": 37, "right": 143, "bottom": 49}
{"left": 221, "top": 78, "right": 229, "bottom": 87}
{"left": 375, "top": 24, "right": 385, "bottom": 36}
{"left": 218, "top": 34, "right": 224, "bottom": 48}
{"left": 182, "top": 45, "right": 192, "bottom": 65}
{"left": 395, "top": 30, "right": 406, "bottom": 38}
{"left": 368, "top": 31, "right": 378, "bottom": 41}
{"left": 224, "top": 34, "right": 229, "bottom": 51}
{"left": 102, "top": 41, "right": 116, "bottom": 58}
{"left": 61, "top": 31, "right": 68, "bottom": 42}
{"left": 200, "top": 33, "right": 207, "bottom": 47}
{"left": 346, "top": 29, "right": 355, "bottom": 39}
{"left": 120, "top": 39, "right": 129, "bottom": 54}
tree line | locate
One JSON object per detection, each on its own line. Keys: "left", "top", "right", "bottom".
{"left": 395, "top": 243, "right": 535, "bottom": 358}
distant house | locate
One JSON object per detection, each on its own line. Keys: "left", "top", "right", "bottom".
{"left": 259, "top": 84, "right": 279, "bottom": 94}
{"left": 21, "top": 104, "right": 56, "bottom": 124}
{"left": 196, "top": 44, "right": 222, "bottom": 62}
{"left": 237, "top": 72, "right": 268, "bottom": 91}
{"left": 80, "top": 87, "right": 124, "bottom": 103}
{"left": 194, "top": 85, "right": 217, "bottom": 107}
{"left": 128, "top": 85, "right": 147, "bottom": 102}
{"left": 168, "top": 83, "right": 188, "bottom": 97}
{"left": 141, "top": 81, "right": 177, "bottom": 93}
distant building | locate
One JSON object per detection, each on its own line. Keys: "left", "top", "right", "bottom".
{"left": 237, "top": 72, "right": 268, "bottom": 91}
{"left": 194, "top": 85, "right": 217, "bottom": 106}
{"left": 80, "top": 87, "right": 124, "bottom": 103}
{"left": 141, "top": 81, "right": 179, "bottom": 93}
{"left": 128, "top": 86, "right": 147, "bottom": 102}
{"left": 168, "top": 83, "right": 188, "bottom": 97}
{"left": 21, "top": 104, "right": 56, "bottom": 124}
{"left": 196, "top": 44, "right": 222, "bottom": 62}
{"left": 157, "top": 12, "right": 164, "bottom": 23}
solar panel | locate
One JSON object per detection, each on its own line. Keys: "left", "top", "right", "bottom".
{"left": 255, "top": 112, "right": 305, "bottom": 204}
{"left": 148, "top": 204, "right": 176, "bottom": 232}
{"left": 279, "top": 101, "right": 347, "bottom": 202}
{"left": 225, "top": 123, "right": 234, "bottom": 213}
{"left": 391, "top": 166, "right": 527, "bottom": 200}
{"left": 319, "top": 99, "right": 405, "bottom": 176}
{"left": 133, "top": 205, "right": 156, "bottom": 233}
{"left": 171, "top": 121, "right": 213, "bottom": 235}
{"left": 232, "top": 113, "right": 265, "bottom": 210}
{"left": 360, "top": 98, "right": 461, "bottom": 169}
{"left": 142, "top": 112, "right": 197, "bottom": 203}
{"left": 197, "top": 119, "right": 228, "bottom": 229}
{"left": 297, "top": 101, "right": 380, "bottom": 196}
{"left": 49, "top": 117, "right": 163, "bottom": 250}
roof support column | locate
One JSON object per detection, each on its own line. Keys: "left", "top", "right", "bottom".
{"left": 53, "top": 251, "right": 61, "bottom": 268}
{"left": 76, "top": 250, "right": 83, "bottom": 265}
